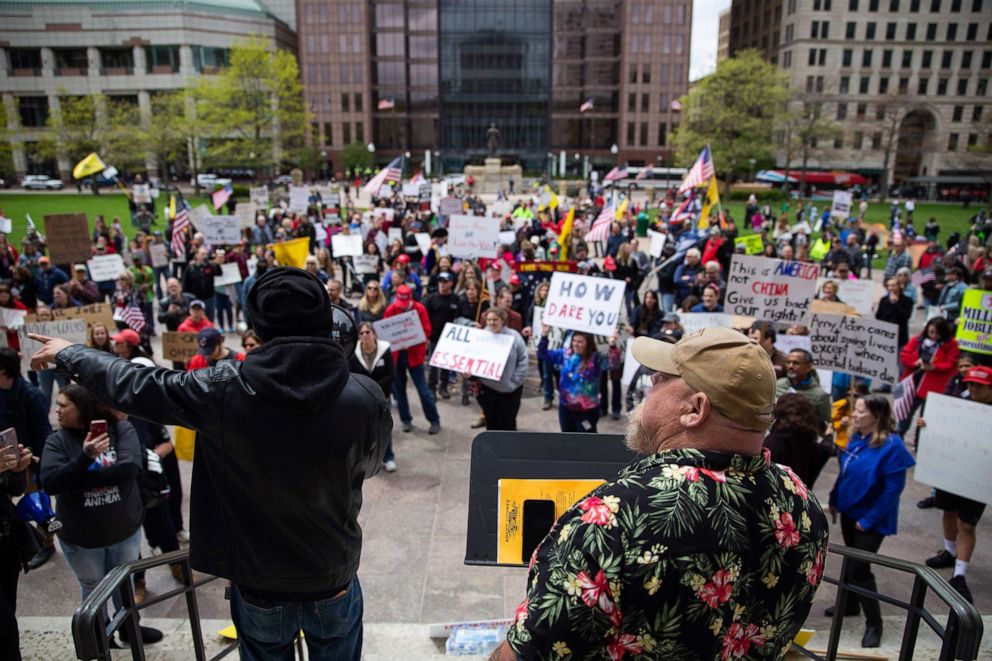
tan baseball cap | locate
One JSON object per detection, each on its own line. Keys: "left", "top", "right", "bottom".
{"left": 632, "top": 327, "right": 776, "bottom": 431}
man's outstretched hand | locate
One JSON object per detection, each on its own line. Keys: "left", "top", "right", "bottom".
{"left": 26, "top": 334, "right": 74, "bottom": 371}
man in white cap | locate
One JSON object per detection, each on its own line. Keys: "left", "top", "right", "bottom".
{"left": 493, "top": 328, "right": 829, "bottom": 660}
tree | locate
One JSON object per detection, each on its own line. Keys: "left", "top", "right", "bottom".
{"left": 873, "top": 94, "right": 912, "bottom": 200}
{"left": 0, "top": 99, "right": 13, "bottom": 181}
{"left": 778, "top": 96, "right": 842, "bottom": 199}
{"left": 137, "top": 90, "right": 199, "bottom": 186}
{"left": 340, "top": 141, "right": 373, "bottom": 174}
{"left": 673, "top": 50, "right": 788, "bottom": 182}
{"left": 192, "top": 36, "right": 308, "bottom": 182}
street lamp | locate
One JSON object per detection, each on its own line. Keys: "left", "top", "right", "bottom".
{"left": 433, "top": 150, "right": 441, "bottom": 176}
{"left": 367, "top": 142, "right": 375, "bottom": 153}
{"left": 748, "top": 158, "right": 756, "bottom": 182}
{"left": 320, "top": 149, "right": 327, "bottom": 181}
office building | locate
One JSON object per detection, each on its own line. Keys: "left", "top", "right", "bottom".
{"left": 0, "top": 0, "right": 295, "bottom": 179}
{"left": 297, "top": 0, "right": 692, "bottom": 175}
{"left": 718, "top": 8, "right": 732, "bottom": 64}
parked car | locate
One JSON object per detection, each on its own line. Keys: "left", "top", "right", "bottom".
{"left": 444, "top": 174, "right": 467, "bottom": 187}
{"left": 22, "top": 175, "right": 64, "bottom": 190}
{"left": 192, "top": 173, "right": 232, "bottom": 188}
{"left": 272, "top": 174, "right": 295, "bottom": 186}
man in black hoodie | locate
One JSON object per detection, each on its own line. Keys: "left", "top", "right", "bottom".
{"left": 28, "top": 268, "right": 391, "bottom": 660}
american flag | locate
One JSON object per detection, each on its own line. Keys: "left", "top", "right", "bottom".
{"left": 377, "top": 97, "right": 395, "bottom": 110}
{"left": 171, "top": 202, "right": 190, "bottom": 260}
{"left": 122, "top": 305, "right": 146, "bottom": 333}
{"left": 585, "top": 205, "right": 615, "bottom": 242}
{"left": 678, "top": 146, "right": 715, "bottom": 193}
{"left": 409, "top": 169, "right": 426, "bottom": 186}
{"left": 910, "top": 268, "right": 935, "bottom": 287}
{"left": 212, "top": 183, "right": 233, "bottom": 210}
{"left": 604, "top": 165, "right": 628, "bottom": 182}
{"left": 670, "top": 195, "right": 696, "bottom": 225}
{"left": 635, "top": 166, "right": 652, "bottom": 181}
{"left": 892, "top": 373, "right": 916, "bottom": 423}
{"left": 363, "top": 156, "right": 404, "bottom": 196}
{"left": 579, "top": 97, "right": 594, "bottom": 113}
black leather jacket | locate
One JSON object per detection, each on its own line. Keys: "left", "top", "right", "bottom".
{"left": 56, "top": 337, "right": 391, "bottom": 597}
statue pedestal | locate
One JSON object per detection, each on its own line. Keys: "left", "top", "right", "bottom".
{"left": 464, "top": 158, "right": 523, "bottom": 194}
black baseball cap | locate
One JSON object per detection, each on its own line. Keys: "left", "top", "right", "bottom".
{"left": 198, "top": 328, "right": 223, "bottom": 356}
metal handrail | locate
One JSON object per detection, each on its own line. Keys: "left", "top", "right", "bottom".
{"left": 789, "top": 543, "right": 984, "bottom": 661}
{"left": 71, "top": 550, "right": 232, "bottom": 661}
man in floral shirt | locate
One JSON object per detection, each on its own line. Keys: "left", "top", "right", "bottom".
{"left": 492, "top": 328, "right": 829, "bottom": 660}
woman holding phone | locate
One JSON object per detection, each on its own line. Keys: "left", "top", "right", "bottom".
{"left": 39, "top": 384, "right": 162, "bottom": 645}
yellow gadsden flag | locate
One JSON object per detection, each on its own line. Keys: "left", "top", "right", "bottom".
{"left": 72, "top": 153, "right": 106, "bottom": 180}
{"left": 698, "top": 177, "right": 720, "bottom": 230}
{"left": 270, "top": 237, "right": 310, "bottom": 269}
{"left": 613, "top": 197, "right": 629, "bottom": 220}
{"left": 557, "top": 206, "right": 575, "bottom": 260}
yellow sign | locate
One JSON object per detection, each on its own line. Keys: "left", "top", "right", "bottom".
{"left": 270, "top": 237, "right": 310, "bottom": 269}
{"left": 734, "top": 234, "right": 764, "bottom": 255}
{"left": 955, "top": 289, "right": 992, "bottom": 355}
{"left": 496, "top": 478, "right": 604, "bottom": 565}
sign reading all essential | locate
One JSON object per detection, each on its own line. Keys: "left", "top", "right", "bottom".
{"left": 428, "top": 323, "right": 515, "bottom": 381}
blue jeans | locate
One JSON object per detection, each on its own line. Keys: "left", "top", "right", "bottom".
{"left": 153, "top": 266, "right": 170, "bottom": 299}
{"left": 230, "top": 578, "right": 363, "bottom": 661}
{"left": 35, "top": 368, "right": 69, "bottom": 411}
{"left": 60, "top": 528, "right": 142, "bottom": 610}
{"left": 539, "top": 359, "right": 556, "bottom": 402}
{"left": 392, "top": 351, "right": 440, "bottom": 425}
{"left": 661, "top": 292, "right": 676, "bottom": 313}
{"left": 214, "top": 291, "right": 233, "bottom": 329}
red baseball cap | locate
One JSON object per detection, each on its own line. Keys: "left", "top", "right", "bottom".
{"left": 395, "top": 284, "right": 412, "bottom": 300}
{"left": 112, "top": 329, "right": 141, "bottom": 347}
{"left": 603, "top": 255, "right": 617, "bottom": 271}
{"left": 396, "top": 254, "right": 410, "bottom": 265}
{"left": 963, "top": 366, "right": 992, "bottom": 386}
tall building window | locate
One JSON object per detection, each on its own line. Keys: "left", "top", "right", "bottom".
{"left": 658, "top": 123, "right": 666, "bottom": 146}
{"left": 806, "top": 75, "right": 815, "bottom": 93}
{"left": 968, "top": 133, "right": 978, "bottom": 146}
{"left": 890, "top": 0, "right": 899, "bottom": 7}
{"left": 910, "top": 0, "right": 920, "bottom": 9}
{"left": 854, "top": 131, "right": 864, "bottom": 148}
{"left": 643, "top": 64, "right": 651, "bottom": 83}
{"left": 946, "top": 23, "right": 958, "bottom": 40}
{"left": 628, "top": 92, "right": 636, "bottom": 112}
{"left": 957, "top": 78, "right": 968, "bottom": 95}
{"left": 951, "top": 0, "right": 961, "bottom": 8}
{"left": 879, "top": 77, "right": 890, "bottom": 93}
{"left": 942, "top": 50, "right": 954, "bottom": 68}
{"left": 899, "top": 77, "right": 909, "bottom": 93}
{"left": 973, "top": 0, "right": 983, "bottom": 10}
{"left": 872, "top": 132, "right": 882, "bottom": 149}
{"left": 962, "top": 51, "right": 973, "bottom": 68}
{"left": 859, "top": 76, "right": 871, "bottom": 93}
{"left": 926, "top": 23, "right": 937, "bottom": 40}
{"left": 626, "top": 122, "right": 635, "bottom": 145}
{"left": 863, "top": 49, "right": 873, "bottom": 67}
{"left": 809, "top": 48, "right": 818, "bottom": 66}
{"left": 952, "top": 105, "right": 964, "bottom": 120}
{"left": 983, "top": 51, "right": 992, "bottom": 68}
{"left": 918, "top": 77, "right": 929, "bottom": 93}
{"left": 978, "top": 79, "right": 989, "bottom": 95}
{"left": 843, "top": 49, "right": 853, "bottom": 66}
{"left": 822, "top": 22, "right": 830, "bottom": 38}
{"left": 902, "top": 50, "right": 913, "bottom": 68}
{"left": 846, "top": 22, "right": 856, "bottom": 39}
{"left": 866, "top": 22, "right": 876, "bottom": 39}
{"left": 323, "top": 122, "right": 332, "bottom": 145}
{"left": 857, "top": 103, "right": 867, "bottom": 117}
{"left": 840, "top": 76, "right": 851, "bottom": 93}
{"left": 354, "top": 93, "right": 363, "bottom": 112}
{"left": 869, "top": 0, "right": 879, "bottom": 8}
{"left": 922, "top": 50, "right": 933, "bottom": 68}
{"left": 948, "top": 133, "right": 958, "bottom": 149}
{"left": 356, "top": 122, "right": 364, "bottom": 143}
{"left": 341, "top": 93, "right": 350, "bottom": 112}
{"left": 811, "top": 21, "right": 820, "bottom": 38}
{"left": 886, "top": 22, "right": 896, "bottom": 39}
{"left": 876, "top": 105, "right": 886, "bottom": 120}
{"left": 834, "top": 136, "right": 844, "bottom": 149}
{"left": 882, "top": 49, "right": 893, "bottom": 67}
{"left": 930, "top": 0, "right": 941, "bottom": 9}
{"left": 639, "top": 122, "right": 648, "bottom": 146}
{"left": 641, "top": 93, "right": 650, "bottom": 112}
{"left": 342, "top": 122, "right": 351, "bottom": 144}
{"left": 937, "top": 78, "right": 948, "bottom": 94}
{"left": 906, "top": 24, "right": 916, "bottom": 40}
{"left": 837, "top": 102, "right": 848, "bottom": 118}
{"left": 974, "top": 106, "right": 983, "bottom": 121}
{"left": 817, "top": 75, "right": 825, "bottom": 92}
{"left": 849, "top": 0, "right": 858, "bottom": 8}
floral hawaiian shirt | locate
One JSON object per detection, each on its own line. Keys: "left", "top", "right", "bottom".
{"left": 506, "top": 448, "right": 829, "bottom": 660}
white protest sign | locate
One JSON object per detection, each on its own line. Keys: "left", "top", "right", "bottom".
{"left": 774, "top": 334, "right": 813, "bottom": 355}
{"left": 491, "top": 200, "right": 512, "bottom": 218}
{"left": 372, "top": 208, "right": 395, "bottom": 222}
{"left": 831, "top": 190, "right": 853, "bottom": 219}
{"left": 86, "top": 254, "right": 126, "bottom": 283}
{"left": 498, "top": 230, "right": 517, "bottom": 246}
{"left": 188, "top": 205, "right": 213, "bottom": 232}
{"left": 354, "top": 254, "right": 379, "bottom": 274}
{"left": 148, "top": 243, "right": 169, "bottom": 268}
{"left": 0, "top": 307, "right": 26, "bottom": 329}
{"left": 250, "top": 186, "right": 269, "bottom": 207}
{"left": 678, "top": 312, "right": 733, "bottom": 335}
{"left": 915, "top": 393, "right": 992, "bottom": 504}
{"left": 726, "top": 254, "right": 819, "bottom": 325}
{"left": 17, "top": 319, "right": 87, "bottom": 373}
{"left": 331, "top": 234, "right": 363, "bottom": 257}
{"left": 414, "top": 233, "right": 432, "bottom": 254}
{"left": 648, "top": 229, "right": 667, "bottom": 258}
{"left": 807, "top": 313, "right": 900, "bottom": 384}
{"left": 402, "top": 183, "right": 421, "bottom": 197}
{"left": 448, "top": 214, "right": 500, "bottom": 259}
{"left": 621, "top": 339, "right": 641, "bottom": 387}
{"left": 440, "top": 197, "right": 463, "bottom": 216}
{"left": 314, "top": 223, "right": 328, "bottom": 242}
{"left": 132, "top": 184, "right": 151, "bottom": 204}
{"left": 817, "top": 277, "right": 879, "bottom": 317}
{"left": 388, "top": 227, "right": 403, "bottom": 244}
{"left": 214, "top": 262, "right": 242, "bottom": 287}
{"left": 543, "top": 272, "right": 626, "bottom": 336}
{"left": 235, "top": 202, "right": 259, "bottom": 229}
{"left": 428, "top": 323, "right": 515, "bottom": 381}
{"left": 202, "top": 216, "right": 242, "bottom": 245}
{"left": 373, "top": 310, "right": 426, "bottom": 351}
{"left": 288, "top": 186, "right": 310, "bottom": 213}
{"left": 0, "top": 216, "right": 11, "bottom": 234}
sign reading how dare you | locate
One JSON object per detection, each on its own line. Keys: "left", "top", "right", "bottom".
{"left": 543, "top": 272, "right": 625, "bottom": 337}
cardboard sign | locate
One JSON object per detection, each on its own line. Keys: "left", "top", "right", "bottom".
{"left": 816, "top": 277, "right": 879, "bottom": 317}
{"left": 25, "top": 302, "right": 115, "bottom": 332}
{"left": 250, "top": 186, "right": 269, "bottom": 207}
{"left": 288, "top": 186, "right": 310, "bottom": 213}
{"left": 543, "top": 272, "right": 626, "bottom": 336}
{"left": 214, "top": 262, "right": 242, "bottom": 287}
{"left": 448, "top": 214, "right": 500, "bottom": 259}
{"left": 373, "top": 310, "right": 426, "bottom": 351}
{"left": 388, "top": 227, "right": 403, "bottom": 244}
{"left": 162, "top": 331, "right": 200, "bottom": 363}
{"left": 202, "top": 216, "right": 242, "bottom": 245}
{"left": 648, "top": 229, "right": 667, "bottom": 258}
{"left": 44, "top": 213, "right": 91, "bottom": 264}
{"left": 0, "top": 307, "right": 26, "bottom": 329}
{"left": 414, "top": 233, "right": 432, "bottom": 254}
{"left": 132, "top": 184, "right": 151, "bottom": 204}
{"left": 734, "top": 234, "right": 764, "bottom": 255}
{"left": 354, "top": 254, "right": 379, "bottom": 274}
{"left": 955, "top": 289, "right": 992, "bottom": 355}
{"left": 725, "top": 255, "right": 819, "bottom": 325}
{"left": 16, "top": 319, "right": 87, "bottom": 373}
{"left": 86, "top": 254, "right": 125, "bottom": 283}
{"left": 679, "top": 312, "right": 733, "bottom": 335}
{"left": 148, "top": 243, "right": 169, "bottom": 268}
{"left": 439, "top": 197, "right": 463, "bottom": 216}
{"left": 235, "top": 202, "right": 259, "bottom": 229}
{"left": 331, "top": 234, "right": 363, "bottom": 257}
{"left": 428, "top": 323, "right": 516, "bottom": 381}
{"left": 915, "top": 393, "right": 992, "bottom": 505}
{"left": 831, "top": 190, "right": 853, "bottom": 219}
{"left": 808, "top": 313, "right": 900, "bottom": 384}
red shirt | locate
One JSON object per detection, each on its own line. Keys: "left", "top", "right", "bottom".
{"left": 383, "top": 300, "right": 431, "bottom": 367}
{"left": 187, "top": 350, "right": 245, "bottom": 371}
{"left": 176, "top": 316, "right": 215, "bottom": 334}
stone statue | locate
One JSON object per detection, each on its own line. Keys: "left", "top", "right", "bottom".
{"left": 485, "top": 123, "right": 501, "bottom": 156}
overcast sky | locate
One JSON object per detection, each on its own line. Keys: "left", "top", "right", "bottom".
{"left": 690, "top": 0, "right": 732, "bottom": 81}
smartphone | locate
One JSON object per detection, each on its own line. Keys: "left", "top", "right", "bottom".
{"left": 521, "top": 499, "right": 556, "bottom": 564}
{"left": 90, "top": 420, "right": 108, "bottom": 437}
{"left": 0, "top": 427, "right": 17, "bottom": 453}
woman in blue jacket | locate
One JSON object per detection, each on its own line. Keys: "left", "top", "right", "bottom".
{"left": 828, "top": 394, "right": 915, "bottom": 649}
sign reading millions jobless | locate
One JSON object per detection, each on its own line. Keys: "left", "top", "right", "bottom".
{"left": 955, "top": 289, "right": 992, "bottom": 355}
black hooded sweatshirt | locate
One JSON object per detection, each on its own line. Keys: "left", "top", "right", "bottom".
{"left": 54, "top": 337, "right": 391, "bottom": 599}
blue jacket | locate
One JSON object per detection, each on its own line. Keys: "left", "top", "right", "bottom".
{"left": 35, "top": 267, "right": 69, "bottom": 305}
{"left": 830, "top": 432, "right": 915, "bottom": 535}
{"left": 936, "top": 280, "right": 967, "bottom": 322}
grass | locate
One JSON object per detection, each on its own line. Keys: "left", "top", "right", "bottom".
{"left": 0, "top": 192, "right": 213, "bottom": 247}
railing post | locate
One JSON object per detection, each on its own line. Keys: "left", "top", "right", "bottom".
{"left": 898, "top": 576, "right": 927, "bottom": 661}
{"left": 825, "top": 555, "right": 852, "bottom": 661}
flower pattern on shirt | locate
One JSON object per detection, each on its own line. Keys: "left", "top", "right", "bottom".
{"left": 507, "top": 448, "right": 830, "bottom": 660}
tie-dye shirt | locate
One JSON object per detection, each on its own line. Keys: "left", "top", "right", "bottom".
{"left": 538, "top": 337, "right": 612, "bottom": 412}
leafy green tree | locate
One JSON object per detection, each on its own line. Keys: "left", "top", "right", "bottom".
{"left": 341, "top": 141, "right": 373, "bottom": 174}
{"left": 34, "top": 92, "right": 142, "bottom": 175}
{"left": 673, "top": 50, "right": 788, "bottom": 182}
{"left": 192, "top": 36, "right": 308, "bottom": 182}
{"left": 0, "top": 99, "right": 13, "bottom": 180}
{"left": 139, "top": 90, "right": 199, "bottom": 186}
{"left": 777, "top": 95, "right": 842, "bottom": 198}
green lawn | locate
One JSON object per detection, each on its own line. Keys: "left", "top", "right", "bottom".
{"left": 0, "top": 192, "right": 213, "bottom": 247}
